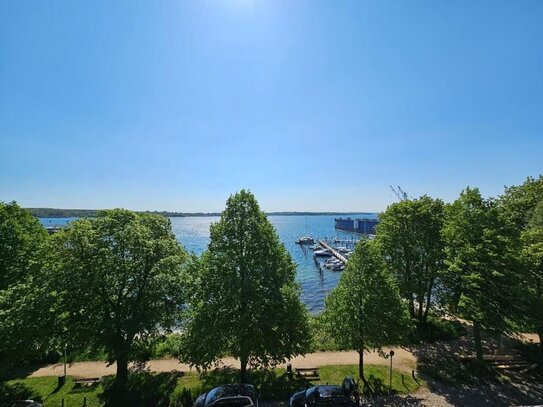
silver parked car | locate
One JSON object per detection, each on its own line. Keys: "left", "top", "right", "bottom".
{"left": 194, "top": 384, "right": 258, "bottom": 407}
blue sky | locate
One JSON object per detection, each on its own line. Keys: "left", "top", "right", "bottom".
{"left": 1, "top": 1, "right": 542, "bottom": 212}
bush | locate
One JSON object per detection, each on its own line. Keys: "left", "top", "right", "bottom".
{"left": 153, "top": 334, "right": 184, "bottom": 359}
{"left": 69, "top": 346, "right": 108, "bottom": 362}
{"left": 170, "top": 387, "right": 200, "bottom": 407}
{"left": 409, "top": 315, "right": 466, "bottom": 343}
{"left": 309, "top": 314, "right": 344, "bottom": 352}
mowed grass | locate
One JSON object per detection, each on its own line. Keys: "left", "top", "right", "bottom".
{"left": 5, "top": 376, "right": 101, "bottom": 407}
{"left": 317, "top": 364, "right": 424, "bottom": 395}
{"left": 5, "top": 364, "right": 424, "bottom": 406}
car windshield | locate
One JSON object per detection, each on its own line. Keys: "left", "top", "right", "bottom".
{"left": 208, "top": 397, "right": 254, "bottom": 407}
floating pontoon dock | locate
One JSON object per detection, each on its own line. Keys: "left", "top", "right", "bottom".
{"left": 318, "top": 240, "right": 348, "bottom": 264}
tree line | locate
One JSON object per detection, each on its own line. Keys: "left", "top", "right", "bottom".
{"left": 1, "top": 177, "right": 542, "bottom": 404}
{"left": 29, "top": 207, "right": 372, "bottom": 218}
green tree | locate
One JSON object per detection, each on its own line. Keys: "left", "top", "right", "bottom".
{"left": 499, "top": 176, "right": 543, "bottom": 361}
{"left": 0, "top": 202, "right": 50, "bottom": 379}
{"left": 323, "top": 239, "right": 411, "bottom": 382}
{"left": 499, "top": 175, "right": 543, "bottom": 229}
{"left": 442, "top": 188, "right": 519, "bottom": 364}
{"left": 376, "top": 196, "right": 445, "bottom": 326}
{"left": 519, "top": 201, "right": 543, "bottom": 359}
{"left": 181, "top": 190, "right": 310, "bottom": 383}
{"left": 48, "top": 209, "right": 187, "bottom": 401}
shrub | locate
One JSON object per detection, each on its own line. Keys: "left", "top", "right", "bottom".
{"left": 154, "top": 334, "right": 184, "bottom": 359}
{"left": 409, "top": 315, "right": 466, "bottom": 343}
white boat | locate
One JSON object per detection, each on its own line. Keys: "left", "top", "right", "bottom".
{"left": 314, "top": 249, "right": 332, "bottom": 257}
{"left": 324, "top": 258, "right": 342, "bottom": 268}
{"left": 296, "top": 236, "right": 315, "bottom": 245}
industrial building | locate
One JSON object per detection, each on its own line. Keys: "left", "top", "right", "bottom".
{"left": 334, "top": 217, "right": 379, "bottom": 234}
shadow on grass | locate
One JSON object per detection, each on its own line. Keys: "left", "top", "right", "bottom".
{"left": 0, "top": 381, "right": 41, "bottom": 402}
{"left": 99, "top": 371, "right": 180, "bottom": 407}
{"left": 361, "top": 375, "right": 384, "bottom": 396}
{"left": 69, "top": 385, "right": 100, "bottom": 395}
{"left": 401, "top": 376, "right": 411, "bottom": 393}
{"left": 360, "top": 375, "right": 397, "bottom": 397}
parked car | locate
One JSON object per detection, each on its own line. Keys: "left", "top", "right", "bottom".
{"left": 0, "top": 401, "right": 43, "bottom": 407}
{"left": 289, "top": 376, "right": 359, "bottom": 407}
{"left": 194, "top": 384, "right": 258, "bottom": 407}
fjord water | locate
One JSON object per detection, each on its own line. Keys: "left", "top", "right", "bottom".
{"left": 40, "top": 214, "right": 377, "bottom": 313}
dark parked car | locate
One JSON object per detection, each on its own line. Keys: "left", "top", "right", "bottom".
{"left": 0, "top": 401, "right": 43, "bottom": 407}
{"left": 194, "top": 384, "right": 258, "bottom": 407}
{"left": 289, "top": 376, "right": 359, "bottom": 407}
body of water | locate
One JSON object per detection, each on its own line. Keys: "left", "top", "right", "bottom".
{"left": 39, "top": 214, "right": 378, "bottom": 313}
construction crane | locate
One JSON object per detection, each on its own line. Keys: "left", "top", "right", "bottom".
{"left": 389, "top": 185, "right": 409, "bottom": 201}
{"left": 397, "top": 186, "right": 409, "bottom": 200}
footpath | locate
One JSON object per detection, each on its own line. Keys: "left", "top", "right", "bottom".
{"left": 30, "top": 348, "right": 416, "bottom": 378}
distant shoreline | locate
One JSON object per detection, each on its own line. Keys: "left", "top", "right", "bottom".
{"left": 29, "top": 208, "right": 378, "bottom": 218}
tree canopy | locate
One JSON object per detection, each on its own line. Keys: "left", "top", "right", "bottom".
{"left": 501, "top": 180, "right": 543, "bottom": 359}
{"left": 375, "top": 196, "right": 445, "bottom": 326}
{"left": 520, "top": 223, "right": 543, "bottom": 357}
{"left": 0, "top": 202, "right": 50, "bottom": 378}
{"left": 181, "top": 190, "right": 311, "bottom": 383}
{"left": 499, "top": 175, "right": 543, "bottom": 229}
{"left": 442, "top": 188, "right": 520, "bottom": 363}
{"left": 323, "top": 239, "right": 410, "bottom": 380}
{"left": 47, "top": 209, "right": 188, "bottom": 401}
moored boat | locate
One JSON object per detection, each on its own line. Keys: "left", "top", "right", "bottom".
{"left": 296, "top": 236, "right": 315, "bottom": 245}
{"left": 314, "top": 249, "right": 332, "bottom": 257}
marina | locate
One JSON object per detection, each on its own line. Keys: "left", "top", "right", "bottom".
{"left": 307, "top": 239, "right": 354, "bottom": 273}
{"left": 318, "top": 239, "right": 348, "bottom": 264}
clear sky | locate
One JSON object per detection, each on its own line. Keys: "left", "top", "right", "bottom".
{"left": 1, "top": 1, "right": 542, "bottom": 212}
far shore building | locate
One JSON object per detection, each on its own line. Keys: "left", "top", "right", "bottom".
{"left": 334, "top": 217, "right": 379, "bottom": 235}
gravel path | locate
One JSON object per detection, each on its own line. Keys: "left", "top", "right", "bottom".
{"left": 29, "top": 348, "right": 416, "bottom": 378}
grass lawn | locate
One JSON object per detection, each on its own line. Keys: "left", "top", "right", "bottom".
{"left": 5, "top": 364, "right": 424, "bottom": 406}
{"left": 5, "top": 376, "right": 101, "bottom": 407}
{"left": 317, "top": 364, "right": 424, "bottom": 395}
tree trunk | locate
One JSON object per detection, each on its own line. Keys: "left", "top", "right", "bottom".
{"left": 408, "top": 297, "right": 415, "bottom": 320}
{"left": 473, "top": 321, "right": 484, "bottom": 365}
{"left": 538, "top": 328, "right": 543, "bottom": 362}
{"left": 417, "top": 297, "right": 424, "bottom": 326}
{"left": 109, "top": 354, "right": 129, "bottom": 407}
{"left": 240, "top": 356, "right": 248, "bottom": 383}
{"left": 423, "top": 279, "right": 434, "bottom": 325}
{"left": 116, "top": 354, "right": 129, "bottom": 387}
{"left": 358, "top": 349, "right": 364, "bottom": 380}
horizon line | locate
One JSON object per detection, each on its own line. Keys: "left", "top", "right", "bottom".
{"left": 28, "top": 207, "right": 380, "bottom": 217}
